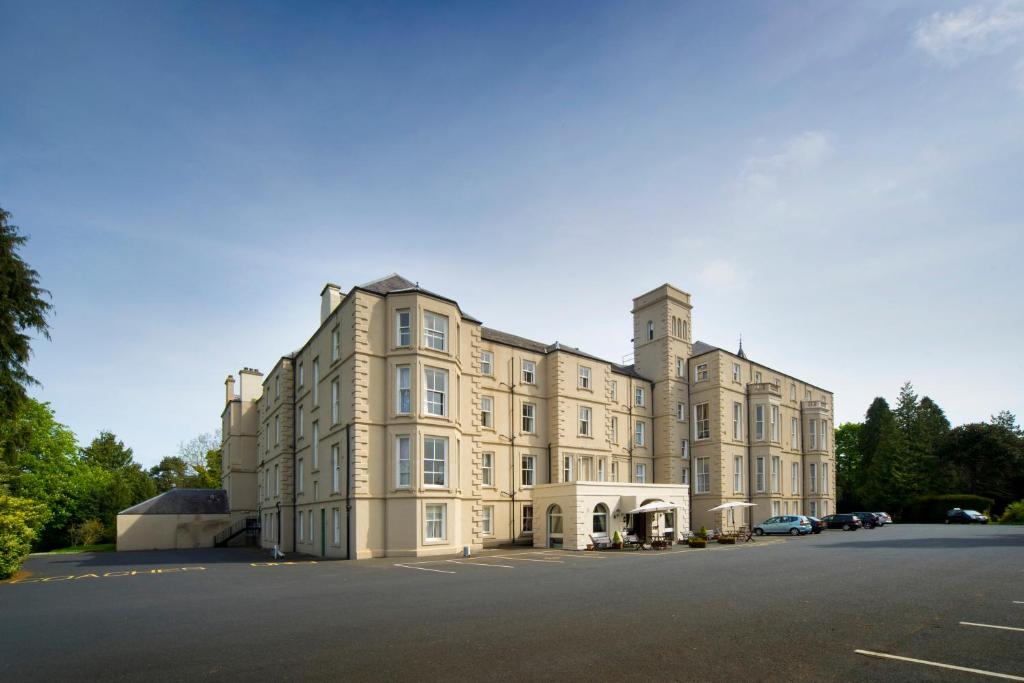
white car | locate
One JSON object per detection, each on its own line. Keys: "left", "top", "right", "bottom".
{"left": 873, "top": 512, "right": 893, "bottom": 525}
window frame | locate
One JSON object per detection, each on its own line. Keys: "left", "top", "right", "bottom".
{"left": 396, "top": 435, "right": 411, "bottom": 489}
{"left": 579, "top": 405, "right": 592, "bottom": 436}
{"left": 695, "top": 457, "right": 710, "bottom": 494}
{"left": 521, "top": 454, "right": 536, "bottom": 487}
{"left": 422, "top": 311, "right": 449, "bottom": 352}
{"left": 521, "top": 402, "right": 536, "bottom": 434}
{"left": 424, "top": 367, "right": 448, "bottom": 417}
{"left": 396, "top": 365, "right": 411, "bottom": 415}
{"left": 578, "top": 365, "right": 591, "bottom": 390}
{"left": 422, "top": 436, "right": 448, "bottom": 488}
{"left": 755, "top": 456, "right": 766, "bottom": 493}
{"left": 521, "top": 359, "right": 536, "bottom": 384}
{"left": 424, "top": 503, "right": 446, "bottom": 542}
{"left": 480, "top": 395, "right": 494, "bottom": 429}
{"left": 481, "top": 452, "right": 494, "bottom": 487}
{"left": 396, "top": 309, "right": 411, "bottom": 347}
{"left": 480, "top": 350, "right": 493, "bottom": 376}
{"left": 695, "top": 403, "right": 710, "bottom": 440}
{"left": 635, "top": 420, "right": 646, "bottom": 446}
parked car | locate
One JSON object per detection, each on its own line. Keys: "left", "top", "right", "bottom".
{"left": 807, "top": 516, "right": 825, "bottom": 534}
{"left": 850, "top": 512, "right": 882, "bottom": 529}
{"left": 945, "top": 508, "right": 989, "bottom": 524}
{"left": 819, "top": 514, "right": 863, "bottom": 530}
{"left": 753, "top": 515, "right": 813, "bottom": 536}
{"left": 873, "top": 512, "right": 893, "bottom": 525}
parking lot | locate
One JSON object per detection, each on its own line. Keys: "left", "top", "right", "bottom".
{"left": 1, "top": 524, "right": 1022, "bottom": 681}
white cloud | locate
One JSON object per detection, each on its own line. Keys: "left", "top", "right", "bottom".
{"left": 914, "top": 1, "right": 1024, "bottom": 66}
{"left": 698, "top": 259, "right": 742, "bottom": 289}
{"left": 739, "top": 130, "right": 833, "bottom": 192}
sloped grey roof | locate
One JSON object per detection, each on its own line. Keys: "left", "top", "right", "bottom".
{"left": 358, "top": 273, "right": 418, "bottom": 295}
{"left": 480, "top": 327, "right": 652, "bottom": 382}
{"left": 119, "top": 489, "right": 229, "bottom": 516}
{"left": 481, "top": 327, "right": 549, "bottom": 354}
{"left": 691, "top": 341, "right": 719, "bottom": 356}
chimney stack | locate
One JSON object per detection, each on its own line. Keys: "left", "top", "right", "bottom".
{"left": 321, "top": 283, "right": 342, "bottom": 324}
{"left": 225, "top": 374, "right": 236, "bottom": 403}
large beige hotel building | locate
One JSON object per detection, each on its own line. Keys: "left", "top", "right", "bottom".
{"left": 220, "top": 275, "right": 835, "bottom": 559}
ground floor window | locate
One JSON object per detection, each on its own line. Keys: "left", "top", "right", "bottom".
{"left": 482, "top": 505, "right": 493, "bottom": 535}
{"left": 298, "top": 511, "right": 304, "bottom": 541}
{"left": 772, "top": 501, "right": 780, "bottom": 516}
{"left": 611, "top": 462, "right": 619, "bottom": 482}
{"left": 425, "top": 504, "right": 446, "bottom": 542}
{"left": 636, "top": 463, "right": 647, "bottom": 483}
{"left": 547, "top": 504, "right": 563, "bottom": 548}
{"left": 522, "top": 505, "right": 533, "bottom": 534}
{"left": 593, "top": 504, "right": 608, "bottom": 533}
{"left": 309, "top": 509, "right": 315, "bottom": 542}
{"left": 809, "top": 500, "right": 817, "bottom": 517}
{"left": 332, "top": 508, "right": 341, "bottom": 546}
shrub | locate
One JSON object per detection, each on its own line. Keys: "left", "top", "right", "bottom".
{"left": 0, "top": 495, "right": 50, "bottom": 579}
{"left": 69, "top": 518, "right": 108, "bottom": 546}
{"left": 698, "top": 526, "right": 708, "bottom": 540}
{"left": 901, "top": 494, "right": 995, "bottom": 523}
{"left": 999, "top": 501, "right": 1024, "bottom": 525}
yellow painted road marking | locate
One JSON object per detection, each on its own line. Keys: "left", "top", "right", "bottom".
{"left": 960, "top": 621, "right": 1024, "bottom": 633}
{"left": 854, "top": 650, "right": 1024, "bottom": 681}
{"left": 5, "top": 567, "right": 207, "bottom": 584}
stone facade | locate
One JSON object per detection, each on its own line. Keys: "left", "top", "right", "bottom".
{"left": 220, "top": 274, "right": 834, "bottom": 559}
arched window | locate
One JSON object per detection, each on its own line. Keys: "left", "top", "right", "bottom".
{"left": 682, "top": 320, "right": 688, "bottom": 340}
{"left": 647, "top": 321, "right": 654, "bottom": 341}
{"left": 547, "top": 504, "right": 563, "bottom": 548}
{"left": 593, "top": 504, "right": 609, "bottom": 533}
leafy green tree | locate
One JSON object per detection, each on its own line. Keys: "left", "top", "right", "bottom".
{"left": 149, "top": 456, "right": 189, "bottom": 493}
{"left": 0, "top": 207, "right": 52, "bottom": 427}
{"left": 80, "top": 431, "right": 135, "bottom": 471}
{"left": 834, "top": 422, "right": 863, "bottom": 509}
{"left": 991, "top": 410, "right": 1022, "bottom": 437}
{"left": 939, "top": 423, "right": 1024, "bottom": 509}
{"left": 0, "top": 494, "right": 50, "bottom": 578}
{"left": 893, "top": 381, "right": 919, "bottom": 434}
{"left": 191, "top": 448, "right": 222, "bottom": 489}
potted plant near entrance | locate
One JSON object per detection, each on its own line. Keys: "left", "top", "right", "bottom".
{"left": 688, "top": 527, "right": 708, "bottom": 548}
{"left": 612, "top": 530, "right": 624, "bottom": 550}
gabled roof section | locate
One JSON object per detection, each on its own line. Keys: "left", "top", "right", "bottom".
{"left": 119, "top": 488, "right": 229, "bottom": 515}
{"left": 689, "top": 340, "right": 830, "bottom": 393}
{"left": 352, "top": 274, "right": 482, "bottom": 323}
{"left": 358, "top": 273, "right": 417, "bottom": 295}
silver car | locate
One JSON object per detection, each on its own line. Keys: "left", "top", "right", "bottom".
{"left": 873, "top": 512, "right": 893, "bottom": 525}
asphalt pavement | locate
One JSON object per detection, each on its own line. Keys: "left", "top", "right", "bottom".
{"left": 2, "top": 524, "right": 1022, "bottom": 682}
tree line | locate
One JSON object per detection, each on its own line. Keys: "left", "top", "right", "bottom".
{"left": 0, "top": 206, "right": 220, "bottom": 578}
{"left": 835, "top": 382, "right": 1024, "bottom": 520}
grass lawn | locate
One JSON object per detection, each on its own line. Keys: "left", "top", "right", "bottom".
{"left": 37, "top": 543, "right": 116, "bottom": 555}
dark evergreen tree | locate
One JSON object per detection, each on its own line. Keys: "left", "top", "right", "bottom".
{"left": 857, "top": 397, "right": 909, "bottom": 510}
{"left": 834, "top": 422, "right": 863, "bottom": 509}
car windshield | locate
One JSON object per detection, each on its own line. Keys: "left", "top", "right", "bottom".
{"left": 964, "top": 510, "right": 981, "bottom": 516}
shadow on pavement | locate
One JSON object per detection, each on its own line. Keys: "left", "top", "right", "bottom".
{"left": 27, "top": 546, "right": 325, "bottom": 569}
{"left": 815, "top": 533, "right": 1024, "bottom": 550}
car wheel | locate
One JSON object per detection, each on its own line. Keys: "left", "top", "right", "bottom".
{"left": 944, "top": 519, "right": 950, "bottom": 524}
{"left": 843, "top": 523, "right": 851, "bottom": 530}
{"left": 789, "top": 528, "right": 800, "bottom": 536}
{"left": 754, "top": 528, "right": 764, "bottom": 536}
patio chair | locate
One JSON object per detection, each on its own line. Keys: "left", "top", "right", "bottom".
{"left": 589, "top": 533, "right": 611, "bottom": 550}
{"left": 624, "top": 533, "right": 645, "bottom": 550}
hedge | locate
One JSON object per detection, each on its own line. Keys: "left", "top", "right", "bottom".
{"left": 999, "top": 501, "right": 1024, "bottom": 525}
{"left": 901, "top": 494, "right": 995, "bottom": 523}
{"left": 0, "top": 495, "right": 50, "bottom": 579}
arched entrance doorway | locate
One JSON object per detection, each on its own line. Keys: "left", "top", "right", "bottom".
{"left": 547, "top": 504, "right": 563, "bottom": 548}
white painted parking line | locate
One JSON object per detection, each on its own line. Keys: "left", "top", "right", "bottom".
{"left": 446, "top": 560, "right": 514, "bottom": 569}
{"left": 854, "top": 650, "right": 1024, "bottom": 681}
{"left": 487, "top": 554, "right": 563, "bottom": 563}
{"left": 1014, "top": 601, "right": 1024, "bottom": 604}
{"left": 535, "top": 552, "right": 607, "bottom": 560}
{"left": 960, "top": 621, "right": 1024, "bottom": 633}
{"left": 394, "top": 563, "right": 455, "bottom": 574}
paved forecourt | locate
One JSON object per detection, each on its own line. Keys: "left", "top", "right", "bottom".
{"left": 1, "top": 525, "right": 1022, "bottom": 681}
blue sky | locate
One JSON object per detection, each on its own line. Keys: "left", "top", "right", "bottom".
{"left": 2, "top": 1, "right": 1022, "bottom": 466}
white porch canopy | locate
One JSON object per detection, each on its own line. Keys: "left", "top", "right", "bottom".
{"left": 626, "top": 501, "right": 678, "bottom": 514}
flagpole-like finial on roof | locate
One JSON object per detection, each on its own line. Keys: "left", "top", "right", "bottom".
{"left": 737, "top": 334, "right": 746, "bottom": 359}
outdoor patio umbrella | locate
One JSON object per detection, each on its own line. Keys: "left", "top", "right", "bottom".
{"left": 624, "top": 501, "right": 680, "bottom": 543}
{"left": 707, "top": 501, "right": 757, "bottom": 532}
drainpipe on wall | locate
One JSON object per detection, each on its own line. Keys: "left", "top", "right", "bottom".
{"left": 345, "top": 423, "right": 352, "bottom": 560}
{"left": 292, "top": 361, "right": 298, "bottom": 554}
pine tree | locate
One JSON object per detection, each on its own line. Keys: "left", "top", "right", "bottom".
{"left": 0, "top": 207, "right": 52, "bottom": 425}
{"left": 857, "top": 397, "right": 909, "bottom": 510}
{"left": 913, "top": 397, "right": 951, "bottom": 493}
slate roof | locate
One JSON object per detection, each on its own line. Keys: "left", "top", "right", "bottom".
{"left": 354, "top": 274, "right": 482, "bottom": 323}
{"left": 480, "top": 327, "right": 651, "bottom": 381}
{"left": 688, "top": 340, "right": 830, "bottom": 393}
{"left": 119, "top": 488, "right": 229, "bottom": 516}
